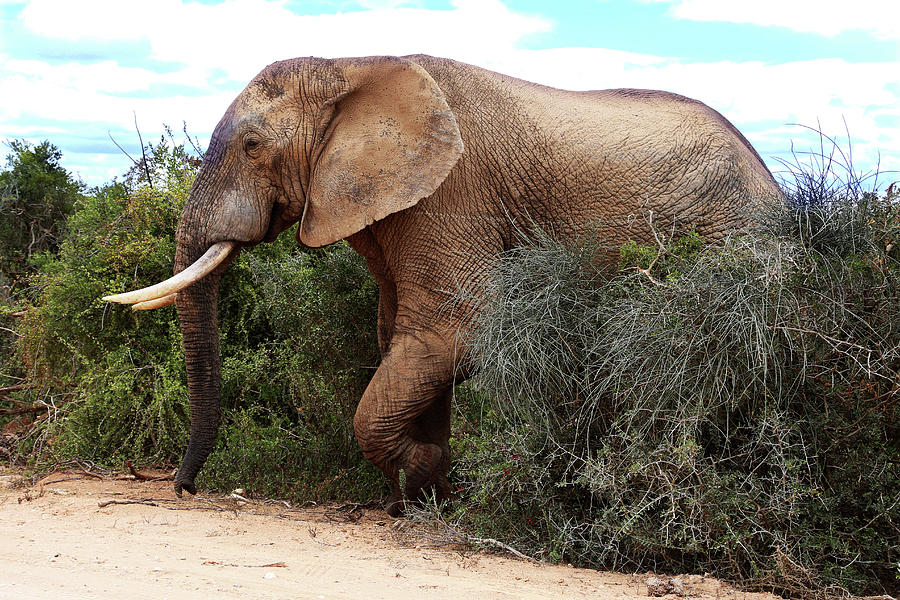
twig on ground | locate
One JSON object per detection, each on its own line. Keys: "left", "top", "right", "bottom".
{"left": 124, "top": 460, "right": 171, "bottom": 481}
{"left": 263, "top": 499, "right": 292, "bottom": 508}
{"left": 336, "top": 501, "right": 371, "bottom": 512}
{"left": 38, "top": 476, "right": 88, "bottom": 485}
{"left": 468, "top": 536, "right": 538, "bottom": 562}
{"left": 202, "top": 561, "right": 287, "bottom": 568}
{"left": 399, "top": 502, "right": 539, "bottom": 563}
{"left": 307, "top": 525, "right": 338, "bottom": 546}
{"left": 39, "top": 466, "right": 105, "bottom": 484}
{"left": 98, "top": 499, "right": 159, "bottom": 508}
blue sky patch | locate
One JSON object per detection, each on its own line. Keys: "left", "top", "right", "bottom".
{"left": 1, "top": 0, "right": 896, "bottom": 185}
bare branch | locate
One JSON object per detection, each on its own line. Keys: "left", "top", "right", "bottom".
{"left": 0, "top": 384, "right": 35, "bottom": 393}
{"left": 0, "top": 404, "right": 45, "bottom": 416}
{"left": 183, "top": 121, "right": 204, "bottom": 157}
{"left": 107, "top": 131, "right": 137, "bottom": 165}
{"left": 98, "top": 499, "right": 159, "bottom": 508}
{"left": 134, "top": 112, "right": 153, "bottom": 189}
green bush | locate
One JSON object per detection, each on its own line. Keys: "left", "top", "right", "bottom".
{"left": 0, "top": 140, "right": 84, "bottom": 412}
{"left": 201, "top": 240, "right": 384, "bottom": 500}
{"left": 4, "top": 138, "right": 383, "bottom": 502}
{"left": 456, "top": 156, "right": 899, "bottom": 596}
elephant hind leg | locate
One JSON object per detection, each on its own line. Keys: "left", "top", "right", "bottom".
{"left": 353, "top": 332, "right": 454, "bottom": 516}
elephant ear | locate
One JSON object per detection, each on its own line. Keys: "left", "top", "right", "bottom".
{"left": 299, "top": 57, "right": 464, "bottom": 247}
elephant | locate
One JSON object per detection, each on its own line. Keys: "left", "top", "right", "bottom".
{"left": 104, "top": 54, "right": 780, "bottom": 516}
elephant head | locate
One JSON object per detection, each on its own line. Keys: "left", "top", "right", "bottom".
{"left": 104, "top": 57, "right": 464, "bottom": 495}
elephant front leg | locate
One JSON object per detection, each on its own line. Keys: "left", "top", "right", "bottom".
{"left": 353, "top": 332, "right": 454, "bottom": 516}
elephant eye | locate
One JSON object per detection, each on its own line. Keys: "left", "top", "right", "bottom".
{"left": 244, "top": 137, "right": 262, "bottom": 154}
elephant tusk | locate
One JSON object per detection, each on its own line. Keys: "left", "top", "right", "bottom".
{"left": 132, "top": 293, "right": 177, "bottom": 310}
{"left": 102, "top": 241, "right": 237, "bottom": 305}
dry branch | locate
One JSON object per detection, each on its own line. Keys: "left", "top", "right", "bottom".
{"left": 0, "top": 404, "right": 44, "bottom": 416}
{"left": 469, "top": 536, "right": 539, "bottom": 562}
{"left": 124, "top": 460, "right": 167, "bottom": 481}
{"left": 0, "top": 384, "right": 35, "bottom": 393}
{"left": 134, "top": 112, "right": 153, "bottom": 188}
{"left": 40, "top": 476, "right": 96, "bottom": 485}
{"left": 398, "top": 503, "right": 538, "bottom": 563}
{"left": 202, "top": 561, "right": 287, "bottom": 568}
{"left": 98, "top": 499, "right": 159, "bottom": 508}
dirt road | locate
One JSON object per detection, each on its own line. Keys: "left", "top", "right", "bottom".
{"left": 0, "top": 469, "right": 780, "bottom": 600}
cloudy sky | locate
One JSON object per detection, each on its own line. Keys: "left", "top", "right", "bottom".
{"left": 1, "top": 0, "right": 898, "bottom": 187}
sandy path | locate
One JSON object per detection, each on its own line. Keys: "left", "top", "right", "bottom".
{"left": 0, "top": 469, "right": 780, "bottom": 600}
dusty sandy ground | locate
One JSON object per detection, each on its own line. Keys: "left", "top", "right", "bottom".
{"left": 0, "top": 468, "right": 783, "bottom": 600}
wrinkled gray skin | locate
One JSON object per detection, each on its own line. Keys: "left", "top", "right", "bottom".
{"left": 172, "top": 55, "right": 779, "bottom": 515}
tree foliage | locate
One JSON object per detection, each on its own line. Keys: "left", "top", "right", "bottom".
{"left": 0, "top": 140, "right": 84, "bottom": 290}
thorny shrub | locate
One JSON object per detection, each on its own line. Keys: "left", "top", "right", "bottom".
{"left": 454, "top": 143, "right": 899, "bottom": 597}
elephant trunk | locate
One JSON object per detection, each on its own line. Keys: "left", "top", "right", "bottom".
{"left": 103, "top": 234, "right": 236, "bottom": 495}
{"left": 173, "top": 268, "right": 224, "bottom": 496}
{"left": 170, "top": 180, "right": 239, "bottom": 495}
{"left": 103, "top": 134, "right": 248, "bottom": 496}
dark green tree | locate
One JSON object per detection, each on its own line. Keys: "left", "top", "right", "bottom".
{"left": 0, "top": 140, "right": 84, "bottom": 289}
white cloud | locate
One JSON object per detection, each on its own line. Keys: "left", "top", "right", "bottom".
{"left": 4, "top": 0, "right": 554, "bottom": 183}
{"left": 4, "top": 0, "right": 898, "bottom": 184}
{"left": 0, "top": 54, "right": 234, "bottom": 127}
{"left": 18, "top": 0, "right": 553, "bottom": 82}
{"left": 649, "top": 0, "right": 900, "bottom": 40}
{"left": 354, "top": 0, "right": 424, "bottom": 8}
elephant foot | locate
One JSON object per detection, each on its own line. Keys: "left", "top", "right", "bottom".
{"left": 384, "top": 478, "right": 455, "bottom": 517}
{"left": 384, "top": 489, "right": 407, "bottom": 517}
{"left": 384, "top": 441, "right": 453, "bottom": 517}
{"left": 173, "top": 475, "right": 197, "bottom": 497}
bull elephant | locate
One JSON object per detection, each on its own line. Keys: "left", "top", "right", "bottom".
{"left": 104, "top": 54, "right": 779, "bottom": 516}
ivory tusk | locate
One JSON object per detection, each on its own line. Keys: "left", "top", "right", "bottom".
{"left": 102, "top": 241, "right": 237, "bottom": 305}
{"left": 132, "top": 293, "right": 177, "bottom": 310}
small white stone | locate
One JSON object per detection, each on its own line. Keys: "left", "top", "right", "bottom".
{"left": 264, "top": 572, "right": 276, "bottom": 579}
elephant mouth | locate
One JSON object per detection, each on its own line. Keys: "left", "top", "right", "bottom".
{"left": 263, "top": 216, "right": 281, "bottom": 242}
{"left": 262, "top": 200, "right": 294, "bottom": 243}
{"left": 102, "top": 240, "right": 238, "bottom": 310}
